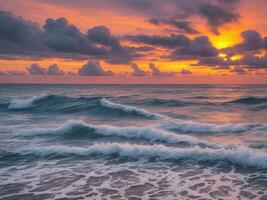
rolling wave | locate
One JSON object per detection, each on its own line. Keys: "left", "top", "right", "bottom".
{"left": 6, "top": 94, "right": 163, "bottom": 119}
{"left": 159, "top": 121, "right": 265, "bottom": 134}
{"left": 19, "top": 143, "right": 267, "bottom": 169}
{"left": 8, "top": 93, "right": 51, "bottom": 109}
{"left": 17, "top": 120, "right": 217, "bottom": 147}
{"left": 228, "top": 97, "right": 267, "bottom": 105}
{"left": 141, "top": 98, "right": 188, "bottom": 107}
{"left": 100, "top": 98, "right": 164, "bottom": 119}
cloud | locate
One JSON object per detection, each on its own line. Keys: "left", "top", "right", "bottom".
{"left": 0, "top": 11, "right": 44, "bottom": 55}
{"left": 170, "top": 36, "right": 218, "bottom": 59}
{"left": 237, "top": 54, "right": 267, "bottom": 69}
{"left": 148, "top": 18, "right": 199, "bottom": 34}
{"left": 197, "top": 1, "right": 240, "bottom": 34}
{"left": 149, "top": 63, "right": 176, "bottom": 76}
{"left": 131, "top": 63, "right": 147, "bottom": 76}
{"left": 263, "top": 37, "right": 267, "bottom": 50}
{"left": 33, "top": 0, "right": 240, "bottom": 34}
{"left": 127, "top": 33, "right": 218, "bottom": 60}
{"left": 43, "top": 18, "right": 102, "bottom": 55}
{"left": 47, "top": 64, "right": 65, "bottom": 75}
{"left": 0, "top": 11, "right": 132, "bottom": 64}
{"left": 229, "top": 30, "right": 263, "bottom": 52}
{"left": 0, "top": 70, "right": 26, "bottom": 76}
{"left": 194, "top": 57, "right": 228, "bottom": 67}
{"left": 87, "top": 26, "right": 121, "bottom": 50}
{"left": 78, "top": 60, "right": 114, "bottom": 76}
{"left": 127, "top": 34, "right": 190, "bottom": 48}
{"left": 27, "top": 63, "right": 47, "bottom": 75}
{"left": 230, "top": 66, "right": 246, "bottom": 74}
{"left": 180, "top": 69, "right": 193, "bottom": 75}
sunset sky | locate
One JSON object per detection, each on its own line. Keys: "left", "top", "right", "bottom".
{"left": 0, "top": 0, "right": 267, "bottom": 83}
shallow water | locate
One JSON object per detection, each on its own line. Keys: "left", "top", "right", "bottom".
{"left": 0, "top": 84, "right": 267, "bottom": 199}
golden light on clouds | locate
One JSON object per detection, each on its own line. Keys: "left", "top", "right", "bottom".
{"left": 0, "top": 0, "right": 267, "bottom": 83}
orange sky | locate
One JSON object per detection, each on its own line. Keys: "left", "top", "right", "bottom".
{"left": 0, "top": 0, "right": 267, "bottom": 83}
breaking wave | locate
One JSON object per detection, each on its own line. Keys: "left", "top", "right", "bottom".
{"left": 6, "top": 95, "right": 163, "bottom": 119}
{"left": 19, "top": 143, "right": 267, "bottom": 169}
{"left": 16, "top": 120, "right": 217, "bottom": 147}
{"left": 100, "top": 98, "right": 164, "bottom": 119}
{"left": 8, "top": 93, "right": 51, "bottom": 109}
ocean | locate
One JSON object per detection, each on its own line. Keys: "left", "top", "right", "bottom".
{"left": 0, "top": 84, "right": 267, "bottom": 200}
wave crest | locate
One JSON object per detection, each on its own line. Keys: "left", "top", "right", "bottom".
{"left": 100, "top": 98, "right": 164, "bottom": 119}
{"left": 159, "top": 120, "right": 264, "bottom": 133}
{"left": 8, "top": 93, "right": 51, "bottom": 109}
{"left": 228, "top": 97, "right": 267, "bottom": 105}
{"left": 7, "top": 95, "right": 164, "bottom": 119}
{"left": 17, "top": 120, "right": 216, "bottom": 147}
{"left": 20, "top": 143, "right": 267, "bottom": 169}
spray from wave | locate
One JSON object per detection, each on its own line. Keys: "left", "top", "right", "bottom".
{"left": 8, "top": 93, "right": 50, "bottom": 109}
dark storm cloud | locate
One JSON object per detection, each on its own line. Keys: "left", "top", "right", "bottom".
{"left": 47, "top": 64, "right": 65, "bottom": 75}
{"left": 222, "top": 30, "right": 267, "bottom": 57}
{"left": 35, "top": 0, "right": 240, "bottom": 34}
{"left": 126, "top": 33, "right": 218, "bottom": 59}
{"left": 169, "top": 36, "right": 218, "bottom": 59}
{"left": 231, "top": 30, "right": 263, "bottom": 52}
{"left": 87, "top": 26, "right": 121, "bottom": 50}
{"left": 148, "top": 18, "right": 199, "bottom": 34}
{"left": 0, "top": 11, "right": 44, "bottom": 56}
{"left": 43, "top": 18, "right": 104, "bottom": 55}
{"left": 237, "top": 54, "right": 267, "bottom": 69}
{"left": 131, "top": 63, "right": 147, "bottom": 76}
{"left": 78, "top": 61, "right": 114, "bottom": 76}
{"left": 0, "top": 11, "right": 132, "bottom": 64}
{"left": 197, "top": 1, "right": 240, "bottom": 34}
{"left": 126, "top": 34, "right": 190, "bottom": 48}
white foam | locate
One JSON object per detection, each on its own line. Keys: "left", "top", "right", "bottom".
{"left": 8, "top": 93, "right": 49, "bottom": 109}
{"left": 20, "top": 143, "right": 267, "bottom": 169}
{"left": 17, "top": 120, "right": 217, "bottom": 147}
{"left": 100, "top": 98, "right": 164, "bottom": 119}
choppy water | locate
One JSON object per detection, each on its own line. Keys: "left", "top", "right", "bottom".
{"left": 0, "top": 84, "right": 267, "bottom": 200}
